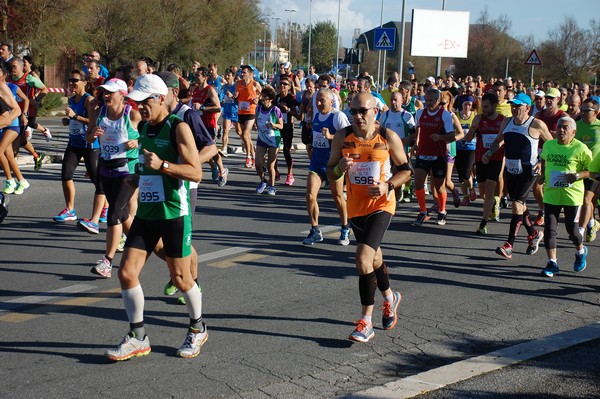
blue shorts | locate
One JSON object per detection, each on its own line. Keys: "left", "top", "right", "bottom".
{"left": 308, "top": 164, "right": 327, "bottom": 181}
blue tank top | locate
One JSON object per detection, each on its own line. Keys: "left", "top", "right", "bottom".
{"left": 6, "top": 82, "right": 19, "bottom": 128}
{"left": 311, "top": 112, "right": 336, "bottom": 169}
{"left": 68, "top": 93, "right": 99, "bottom": 149}
{"left": 221, "top": 83, "right": 238, "bottom": 115}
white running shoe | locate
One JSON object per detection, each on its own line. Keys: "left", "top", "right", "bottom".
{"left": 177, "top": 323, "right": 208, "bottom": 358}
{"left": 105, "top": 333, "right": 151, "bottom": 361}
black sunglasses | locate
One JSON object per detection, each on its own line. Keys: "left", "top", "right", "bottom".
{"left": 349, "top": 107, "right": 373, "bottom": 115}
{"left": 69, "top": 78, "right": 84, "bottom": 83}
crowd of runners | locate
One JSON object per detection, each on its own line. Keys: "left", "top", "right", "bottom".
{"left": 1, "top": 45, "right": 600, "bottom": 356}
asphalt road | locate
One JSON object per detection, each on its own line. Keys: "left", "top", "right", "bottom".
{"left": 1, "top": 117, "right": 599, "bottom": 399}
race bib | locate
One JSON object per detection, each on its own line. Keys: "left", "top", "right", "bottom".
{"left": 506, "top": 159, "right": 523, "bottom": 175}
{"left": 482, "top": 134, "right": 496, "bottom": 148}
{"left": 101, "top": 134, "right": 123, "bottom": 160}
{"left": 139, "top": 175, "right": 165, "bottom": 203}
{"left": 239, "top": 101, "right": 250, "bottom": 111}
{"left": 69, "top": 119, "right": 85, "bottom": 136}
{"left": 549, "top": 171, "right": 573, "bottom": 188}
{"left": 348, "top": 161, "right": 380, "bottom": 185}
{"left": 312, "top": 131, "right": 329, "bottom": 149}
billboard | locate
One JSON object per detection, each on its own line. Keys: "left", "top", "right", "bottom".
{"left": 410, "top": 9, "right": 470, "bottom": 58}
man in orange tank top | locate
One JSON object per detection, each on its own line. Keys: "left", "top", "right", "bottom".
{"left": 327, "top": 92, "right": 412, "bottom": 343}
{"left": 234, "top": 65, "right": 262, "bottom": 168}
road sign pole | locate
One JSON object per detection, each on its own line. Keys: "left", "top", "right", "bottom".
{"left": 530, "top": 65, "right": 535, "bottom": 88}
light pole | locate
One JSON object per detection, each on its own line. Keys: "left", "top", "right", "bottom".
{"left": 335, "top": 0, "right": 340, "bottom": 80}
{"left": 271, "top": 16, "right": 281, "bottom": 67}
{"left": 308, "top": 0, "right": 312, "bottom": 70}
{"left": 284, "top": 8, "right": 296, "bottom": 65}
{"left": 262, "top": 22, "right": 267, "bottom": 78}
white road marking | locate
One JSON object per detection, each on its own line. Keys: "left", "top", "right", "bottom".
{"left": 350, "top": 322, "right": 600, "bottom": 398}
{"left": 0, "top": 284, "right": 97, "bottom": 313}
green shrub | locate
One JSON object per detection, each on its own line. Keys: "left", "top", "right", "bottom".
{"left": 38, "top": 93, "right": 65, "bottom": 116}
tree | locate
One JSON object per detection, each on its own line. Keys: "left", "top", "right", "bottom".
{"left": 301, "top": 20, "right": 337, "bottom": 72}
{"left": 537, "top": 16, "right": 600, "bottom": 83}
{"left": 453, "top": 8, "right": 527, "bottom": 80}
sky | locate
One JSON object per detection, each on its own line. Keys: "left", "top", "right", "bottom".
{"left": 259, "top": 0, "right": 592, "bottom": 48}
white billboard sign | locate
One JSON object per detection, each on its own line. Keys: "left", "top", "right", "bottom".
{"left": 410, "top": 9, "right": 470, "bottom": 58}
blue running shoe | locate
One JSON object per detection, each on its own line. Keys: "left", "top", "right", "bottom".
{"left": 54, "top": 208, "right": 77, "bottom": 222}
{"left": 348, "top": 320, "right": 374, "bottom": 343}
{"left": 382, "top": 291, "right": 402, "bottom": 330}
{"left": 339, "top": 227, "right": 350, "bottom": 246}
{"left": 99, "top": 206, "right": 108, "bottom": 223}
{"left": 256, "top": 181, "right": 267, "bottom": 194}
{"left": 542, "top": 260, "right": 560, "bottom": 277}
{"left": 78, "top": 218, "right": 99, "bottom": 234}
{"left": 302, "top": 228, "right": 323, "bottom": 245}
{"left": 574, "top": 246, "right": 588, "bottom": 272}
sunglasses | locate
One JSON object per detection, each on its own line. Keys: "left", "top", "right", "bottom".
{"left": 280, "top": 82, "right": 290, "bottom": 86}
{"left": 69, "top": 78, "right": 84, "bottom": 83}
{"left": 349, "top": 107, "right": 373, "bottom": 115}
{"left": 135, "top": 94, "right": 161, "bottom": 105}
{"left": 581, "top": 109, "right": 595, "bottom": 113}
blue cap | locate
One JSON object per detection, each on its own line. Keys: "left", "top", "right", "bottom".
{"left": 590, "top": 95, "right": 600, "bottom": 105}
{"left": 509, "top": 93, "right": 532, "bottom": 106}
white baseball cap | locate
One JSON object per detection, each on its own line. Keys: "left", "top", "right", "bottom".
{"left": 127, "top": 74, "right": 168, "bottom": 101}
{"left": 98, "top": 78, "right": 127, "bottom": 95}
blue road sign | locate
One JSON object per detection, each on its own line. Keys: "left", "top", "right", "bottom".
{"left": 373, "top": 27, "right": 396, "bottom": 51}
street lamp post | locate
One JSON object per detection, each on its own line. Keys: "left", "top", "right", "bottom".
{"left": 262, "top": 22, "right": 267, "bottom": 79}
{"left": 308, "top": 0, "right": 312, "bottom": 70}
{"left": 271, "top": 16, "right": 281, "bottom": 67}
{"left": 284, "top": 8, "right": 296, "bottom": 65}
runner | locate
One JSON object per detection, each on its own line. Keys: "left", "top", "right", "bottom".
{"left": 85, "top": 78, "right": 141, "bottom": 278}
{"left": 0, "top": 63, "right": 27, "bottom": 195}
{"left": 253, "top": 86, "right": 284, "bottom": 196}
{"left": 575, "top": 97, "right": 600, "bottom": 241}
{"left": 302, "top": 88, "right": 351, "bottom": 246}
{"left": 483, "top": 93, "right": 553, "bottom": 259}
{"left": 327, "top": 92, "right": 412, "bottom": 342}
{"left": 539, "top": 116, "right": 592, "bottom": 277}
{"left": 275, "top": 76, "right": 300, "bottom": 186}
{"left": 464, "top": 93, "right": 505, "bottom": 234}
{"left": 54, "top": 70, "right": 105, "bottom": 224}
{"left": 234, "top": 65, "right": 262, "bottom": 168}
{"left": 220, "top": 68, "right": 240, "bottom": 157}
{"left": 190, "top": 67, "right": 228, "bottom": 187}
{"left": 412, "top": 88, "right": 462, "bottom": 226}
{"left": 105, "top": 74, "right": 206, "bottom": 361}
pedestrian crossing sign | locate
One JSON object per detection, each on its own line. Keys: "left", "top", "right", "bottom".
{"left": 374, "top": 27, "right": 396, "bottom": 51}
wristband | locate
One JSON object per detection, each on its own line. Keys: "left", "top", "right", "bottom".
{"left": 70, "top": 115, "right": 77, "bottom": 121}
{"left": 485, "top": 150, "right": 493, "bottom": 157}
{"left": 333, "top": 165, "right": 343, "bottom": 178}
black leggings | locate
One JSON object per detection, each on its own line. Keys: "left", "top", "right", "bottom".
{"left": 281, "top": 123, "right": 294, "bottom": 168}
{"left": 61, "top": 146, "right": 103, "bottom": 195}
{"left": 455, "top": 150, "right": 475, "bottom": 182}
{"left": 100, "top": 174, "right": 138, "bottom": 226}
{"left": 543, "top": 203, "right": 582, "bottom": 249}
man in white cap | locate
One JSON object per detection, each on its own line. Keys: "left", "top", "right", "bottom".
{"left": 282, "top": 61, "right": 301, "bottom": 94}
{"left": 530, "top": 89, "right": 546, "bottom": 116}
{"left": 105, "top": 74, "right": 207, "bottom": 361}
